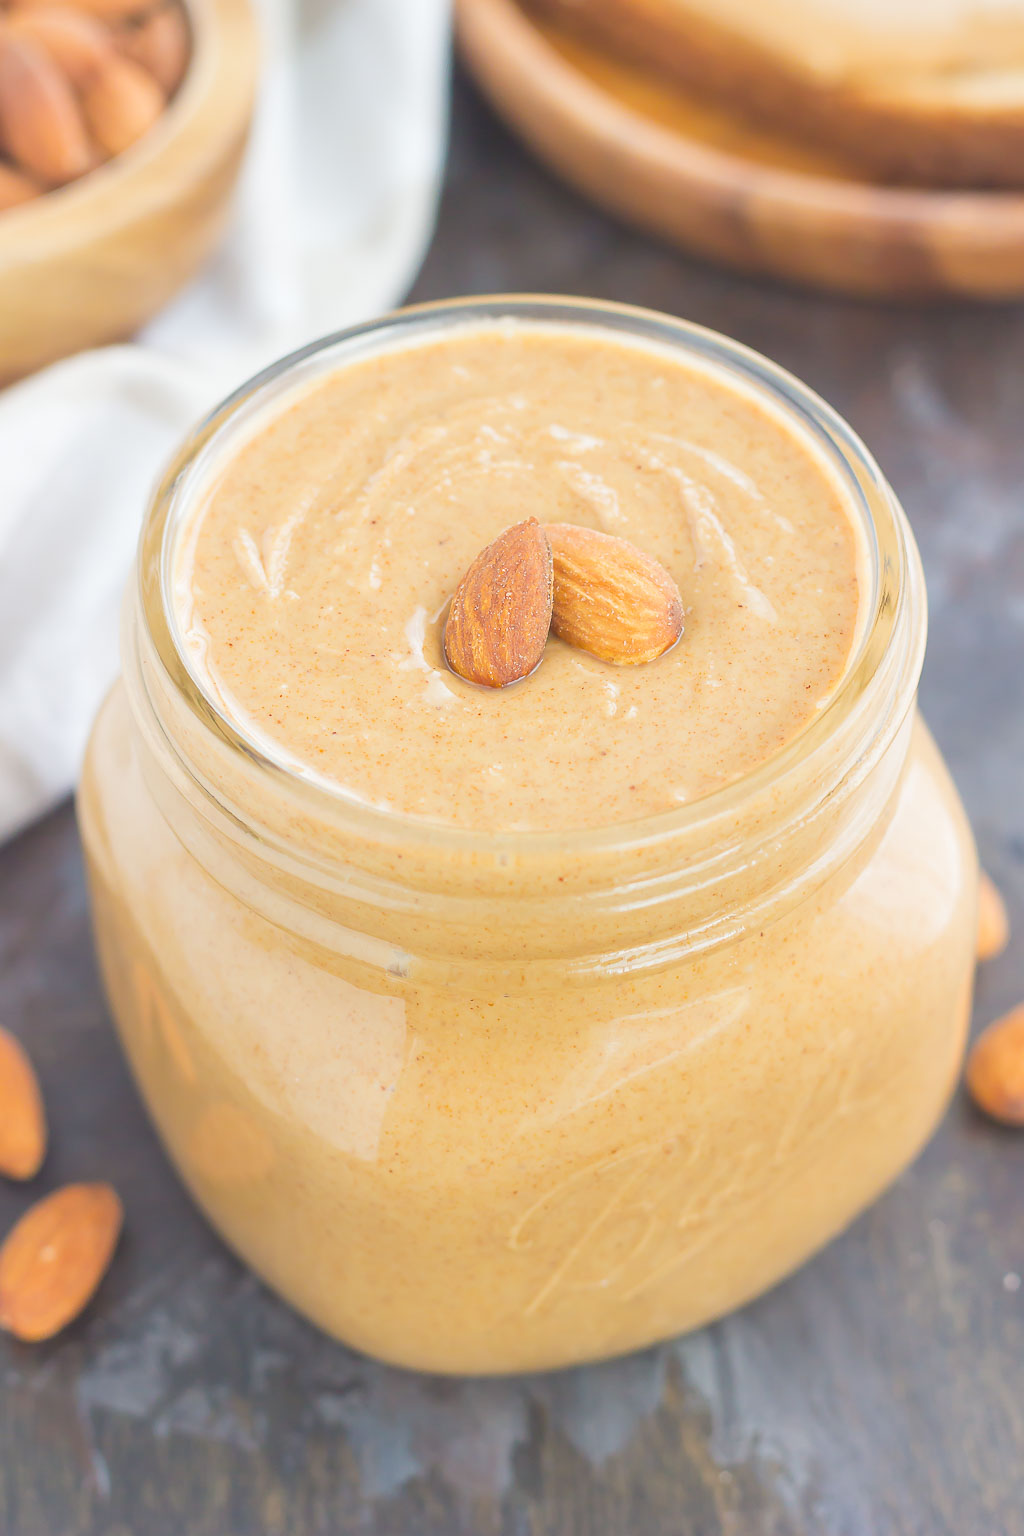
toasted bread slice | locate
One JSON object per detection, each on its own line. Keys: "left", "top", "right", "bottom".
{"left": 527, "top": 0, "right": 1024, "bottom": 186}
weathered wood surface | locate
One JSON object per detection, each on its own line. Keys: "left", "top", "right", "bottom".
{"left": 0, "top": 68, "right": 1022, "bottom": 1536}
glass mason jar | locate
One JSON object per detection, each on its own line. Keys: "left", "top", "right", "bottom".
{"left": 78, "top": 298, "right": 977, "bottom": 1375}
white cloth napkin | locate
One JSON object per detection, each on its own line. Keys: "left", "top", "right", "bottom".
{"left": 0, "top": 0, "right": 451, "bottom": 843}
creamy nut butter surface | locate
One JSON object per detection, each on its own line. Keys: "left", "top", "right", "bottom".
{"left": 175, "top": 325, "right": 860, "bottom": 825}
{"left": 79, "top": 301, "right": 976, "bottom": 1373}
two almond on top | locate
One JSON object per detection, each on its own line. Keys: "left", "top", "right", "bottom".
{"left": 444, "top": 519, "right": 684, "bottom": 688}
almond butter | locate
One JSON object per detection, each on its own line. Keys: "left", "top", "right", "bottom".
{"left": 444, "top": 519, "right": 554, "bottom": 688}
{"left": 7, "top": 6, "right": 112, "bottom": 88}
{"left": 977, "top": 870, "right": 1009, "bottom": 962}
{"left": 966, "top": 1004, "right": 1024, "bottom": 1127}
{"left": 0, "top": 157, "right": 41, "bottom": 207}
{"left": 187, "top": 1101, "right": 276, "bottom": 1187}
{"left": 0, "top": 33, "right": 93, "bottom": 184}
{"left": 80, "top": 50, "right": 163, "bottom": 156}
{"left": 547, "top": 523, "right": 683, "bottom": 664}
{"left": 0, "top": 1182, "right": 122, "bottom": 1341}
{"left": 115, "top": 2, "right": 187, "bottom": 95}
{"left": 0, "top": 1026, "right": 46, "bottom": 1180}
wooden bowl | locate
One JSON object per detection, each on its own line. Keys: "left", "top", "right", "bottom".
{"left": 457, "top": 0, "right": 1024, "bottom": 301}
{"left": 0, "top": 0, "right": 258, "bottom": 382}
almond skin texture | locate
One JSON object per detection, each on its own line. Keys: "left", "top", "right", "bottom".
{"left": 547, "top": 523, "right": 683, "bottom": 664}
{"left": 81, "top": 51, "right": 163, "bottom": 156}
{"left": 116, "top": 3, "right": 188, "bottom": 95}
{"left": 0, "top": 1182, "right": 122, "bottom": 1341}
{"left": 0, "top": 1027, "right": 46, "bottom": 1180}
{"left": 7, "top": 7, "right": 112, "bottom": 88}
{"left": 0, "top": 33, "right": 93, "bottom": 183}
{"left": 444, "top": 519, "right": 554, "bottom": 688}
{"left": 966, "top": 1005, "right": 1024, "bottom": 1127}
{"left": 977, "top": 871, "right": 1010, "bottom": 962}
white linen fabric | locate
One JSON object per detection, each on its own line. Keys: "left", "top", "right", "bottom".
{"left": 0, "top": 0, "right": 451, "bottom": 842}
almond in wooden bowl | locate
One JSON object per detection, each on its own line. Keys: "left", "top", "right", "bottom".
{"left": 0, "top": 30, "right": 95, "bottom": 183}
{"left": 115, "top": 1, "right": 189, "bottom": 94}
{"left": 0, "top": 0, "right": 257, "bottom": 381}
{"left": 5, "top": 7, "right": 113, "bottom": 92}
{"left": 0, "top": 2, "right": 176, "bottom": 186}
{"left": 0, "top": 151, "right": 38, "bottom": 203}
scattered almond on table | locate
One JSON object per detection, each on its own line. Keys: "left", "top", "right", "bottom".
{"left": 0, "top": 1182, "right": 122, "bottom": 1341}
{"left": 0, "top": 0, "right": 190, "bottom": 207}
{"left": 967, "top": 1004, "right": 1024, "bottom": 1128}
{"left": 0, "top": 1024, "right": 124, "bottom": 1340}
{"left": 977, "top": 870, "right": 1010, "bottom": 962}
{"left": 0, "top": 1025, "right": 46, "bottom": 1180}
{"left": 967, "top": 870, "right": 1023, "bottom": 1127}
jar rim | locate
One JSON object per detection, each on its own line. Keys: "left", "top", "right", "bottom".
{"left": 137, "top": 293, "right": 924, "bottom": 861}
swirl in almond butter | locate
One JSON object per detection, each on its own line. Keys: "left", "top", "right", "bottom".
{"left": 177, "top": 324, "right": 863, "bottom": 830}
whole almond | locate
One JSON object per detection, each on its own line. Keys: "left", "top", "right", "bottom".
{"left": 0, "top": 33, "right": 93, "bottom": 184}
{"left": 7, "top": 6, "right": 112, "bottom": 87}
{"left": 0, "top": 1026, "right": 46, "bottom": 1180}
{"left": 116, "top": 3, "right": 188, "bottom": 96}
{"left": 0, "top": 1182, "right": 122, "bottom": 1341}
{"left": 0, "top": 158, "right": 42, "bottom": 207}
{"left": 547, "top": 523, "right": 683, "bottom": 664}
{"left": 81, "top": 51, "right": 163, "bottom": 156}
{"left": 444, "top": 519, "right": 553, "bottom": 688}
{"left": 966, "top": 1004, "right": 1024, "bottom": 1127}
{"left": 977, "top": 871, "right": 1009, "bottom": 962}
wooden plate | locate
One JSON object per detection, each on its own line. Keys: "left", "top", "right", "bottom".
{"left": 456, "top": 0, "right": 1024, "bottom": 300}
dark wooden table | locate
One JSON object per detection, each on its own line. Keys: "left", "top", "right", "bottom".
{"left": 2, "top": 69, "right": 1023, "bottom": 1536}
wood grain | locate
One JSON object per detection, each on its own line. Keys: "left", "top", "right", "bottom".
{"left": 0, "top": 65, "right": 1022, "bottom": 1536}
{"left": 0, "top": 0, "right": 258, "bottom": 383}
{"left": 456, "top": 0, "right": 1024, "bottom": 301}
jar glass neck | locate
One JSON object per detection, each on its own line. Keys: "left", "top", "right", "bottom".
{"left": 127, "top": 297, "right": 926, "bottom": 971}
